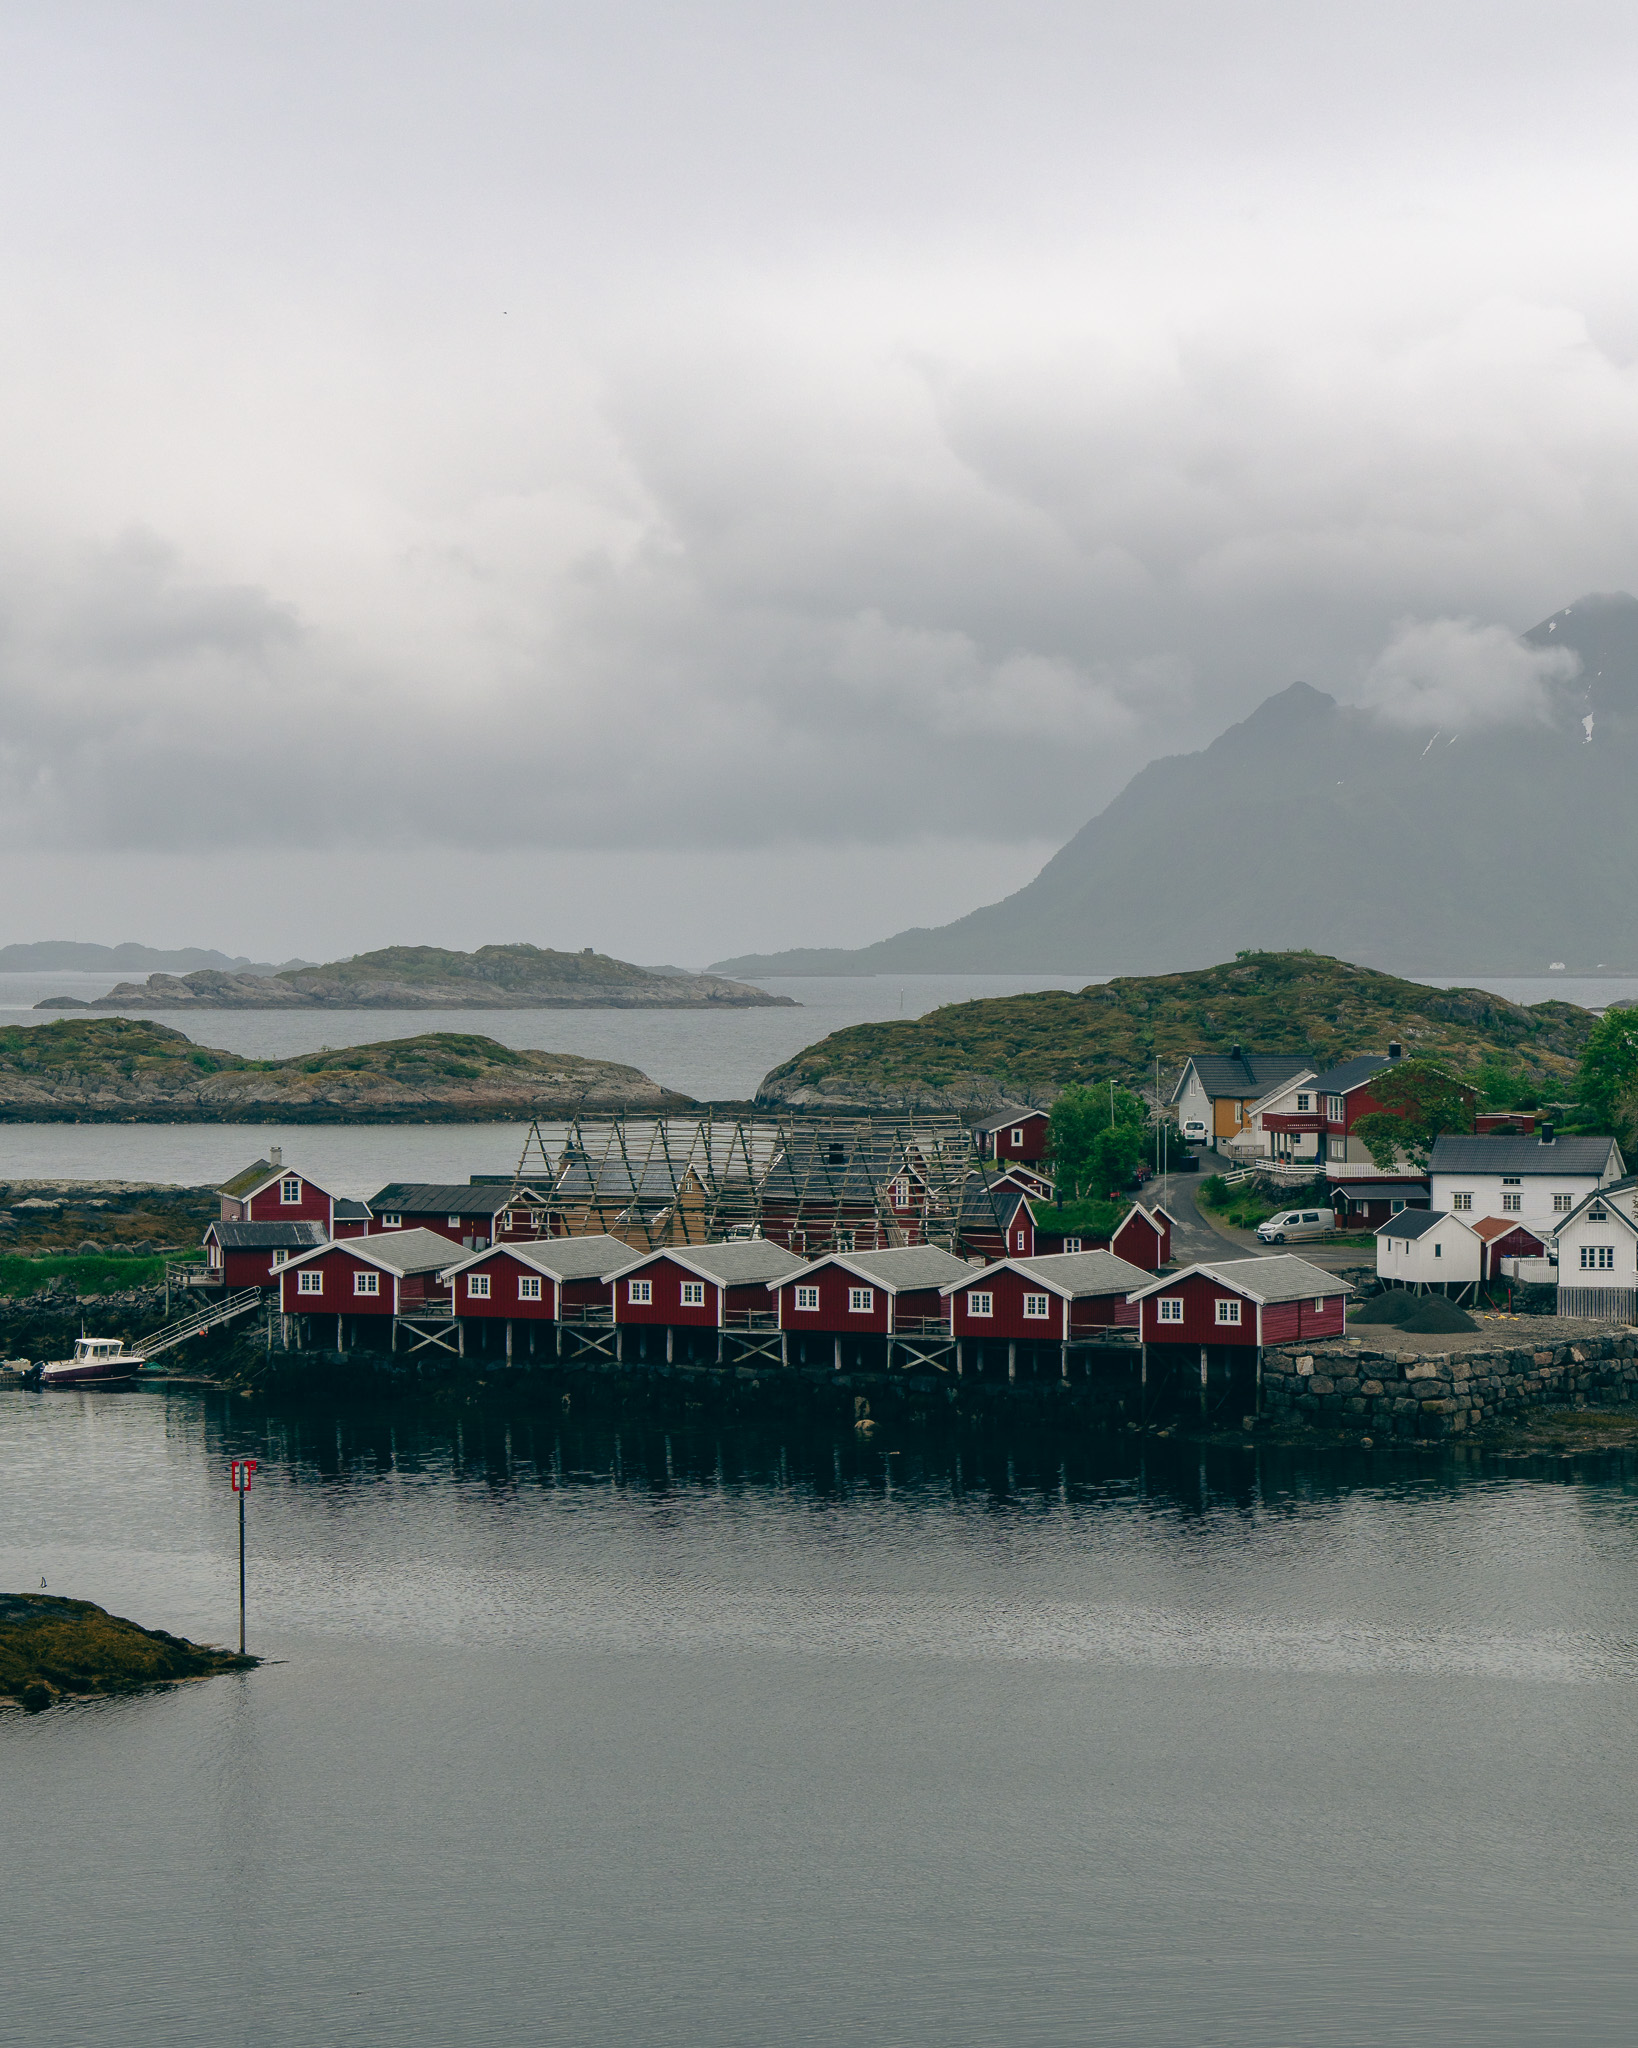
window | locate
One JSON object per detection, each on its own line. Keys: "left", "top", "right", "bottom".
{"left": 1215, "top": 1298, "right": 1241, "bottom": 1326}
{"left": 270, "top": 1250, "right": 284, "bottom": 1270}
{"left": 1502, "top": 1193, "right": 1522, "bottom": 1214}
{"left": 680, "top": 1281, "right": 706, "bottom": 1307}
{"left": 298, "top": 1270, "right": 323, "bottom": 1295}
{"left": 501, "top": 1211, "right": 515, "bottom": 1230}
{"left": 890, "top": 1177, "right": 910, "bottom": 1208}
{"left": 1011, "top": 1129, "right": 1024, "bottom": 1147}
{"left": 1296, "top": 1093, "right": 1310, "bottom": 1112}
{"left": 628, "top": 1279, "right": 652, "bottom": 1305}
{"left": 379, "top": 1213, "right": 401, "bottom": 1229}
{"left": 1063, "top": 1236, "right": 1082, "bottom": 1254}
{"left": 208, "top": 1244, "right": 222, "bottom": 1268}
{"left": 1015, "top": 1229, "right": 1027, "bottom": 1250}
{"left": 1434, "top": 1243, "right": 1442, "bottom": 1259}
{"left": 355, "top": 1270, "right": 379, "bottom": 1296}
{"left": 1451, "top": 1191, "right": 1472, "bottom": 1210}
{"left": 1023, "top": 1293, "right": 1051, "bottom": 1319}
{"left": 1502, "top": 1176, "right": 1521, "bottom": 1186}
{"left": 1233, "top": 1102, "right": 1243, "bottom": 1125}
{"left": 793, "top": 1285, "right": 820, "bottom": 1311}
{"left": 1157, "top": 1297, "right": 1183, "bottom": 1323}
{"left": 518, "top": 1276, "right": 542, "bottom": 1301}
{"left": 467, "top": 1274, "right": 490, "bottom": 1299}
{"left": 848, "top": 1287, "right": 874, "bottom": 1314}
{"left": 448, "top": 1214, "right": 462, "bottom": 1229}
{"left": 280, "top": 1176, "right": 301, "bottom": 1204}
{"left": 1553, "top": 1194, "right": 1573, "bottom": 1213}
{"left": 1581, "top": 1245, "right": 1616, "bottom": 1271}
{"left": 968, "top": 1291, "right": 993, "bottom": 1318}
{"left": 1589, "top": 1204, "right": 1607, "bottom": 1221}
{"left": 1390, "top": 1200, "right": 1404, "bottom": 1215}
{"left": 835, "top": 1231, "right": 854, "bottom": 1253}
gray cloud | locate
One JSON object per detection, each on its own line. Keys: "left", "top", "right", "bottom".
{"left": 1, "top": 2, "right": 1637, "bottom": 887}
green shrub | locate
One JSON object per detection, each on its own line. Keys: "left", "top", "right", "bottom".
{"left": 0, "top": 1252, "right": 168, "bottom": 1296}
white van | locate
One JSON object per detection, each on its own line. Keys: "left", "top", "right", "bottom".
{"left": 1181, "top": 1117, "right": 1208, "bottom": 1144}
{"left": 1256, "top": 1207, "right": 1332, "bottom": 1245}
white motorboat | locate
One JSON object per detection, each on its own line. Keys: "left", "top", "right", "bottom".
{"left": 38, "top": 1336, "right": 147, "bottom": 1388}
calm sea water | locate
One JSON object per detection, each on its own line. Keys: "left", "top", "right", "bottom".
{"left": 5, "top": 1386, "right": 1638, "bottom": 2046}
{"left": 0, "top": 969, "right": 1628, "bottom": 1191}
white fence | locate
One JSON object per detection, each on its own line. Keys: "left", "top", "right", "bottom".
{"left": 1556, "top": 1285, "right": 1638, "bottom": 1322}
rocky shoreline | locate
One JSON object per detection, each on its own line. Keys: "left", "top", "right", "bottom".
{"left": 0, "top": 1595, "right": 257, "bottom": 1711}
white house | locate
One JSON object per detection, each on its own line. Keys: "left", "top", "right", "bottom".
{"left": 1551, "top": 1177, "right": 1638, "bottom": 1320}
{"left": 1427, "top": 1129, "right": 1623, "bottom": 1233}
{"left": 1170, "top": 1050, "right": 1313, "bottom": 1149}
{"left": 1375, "top": 1209, "right": 1483, "bottom": 1298}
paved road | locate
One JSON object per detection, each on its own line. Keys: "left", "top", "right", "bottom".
{"left": 1150, "top": 1155, "right": 1374, "bottom": 1277}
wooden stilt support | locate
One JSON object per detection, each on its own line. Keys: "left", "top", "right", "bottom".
{"left": 1007, "top": 1342, "right": 1016, "bottom": 1383}
{"left": 1061, "top": 1343, "right": 1069, "bottom": 1382}
{"left": 666, "top": 1326, "right": 674, "bottom": 1364}
{"left": 506, "top": 1320, "right": 513, "bottom": 1360}
{"left": 834, "top": 1337, "right": 842, "bottom": 1372}
{"left": 780, "top": 1330, "right": 789, "bottom": 1368}
{"left": 337, "top": 1315, "right": 344, "bottom": 1353}
{"left": 1255, "top": 1346, "right": 1263, "bottom": 1415}
{"left": 1200, "top": 1345, "right": 1209, "bottom": 1420}
{"left": 616, "top": 1328, "right": 624, "bottom": 1363}
{"left": 956, "top": 1342, "right": 963, "bottom": 1377}
{"left": 457, "top": 1319, "right": 465, "bottom": 1358}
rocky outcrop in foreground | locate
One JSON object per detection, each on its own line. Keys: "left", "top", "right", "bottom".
{"left": 0, "top": 1020, "right": 694, "bottom": 1122}
{"left": 39, "top": 943, "right": 793, "bottom": 1010}
{"left": 0, "top": 1595, "right": 257, "bottom": 1711}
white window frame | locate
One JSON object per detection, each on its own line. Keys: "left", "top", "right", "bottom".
{"left": 889, "top": 1177, "right": 910, "bottom": 1208}
{"left": 448, "top": 1214, "right": 463, "bottom": 1229}
{"left": 848, "top": 1287, "right": 874, "bottom": 1314}
{"left": 1215, "top": 1298, "right": 1241, "bottom": 1325}
{"left": 1502, "top": 1193, "right": 1522, "bottom": 1214}
{"left": 679, "top": 1280, "right": 706, "bottom": 1308}
{"left": 518, "top": 1275, "right": 542, "bottom": 1301}
{"left": 1062, "top": 1236, "right": 1081, "bottom": 1254}
{"left": 967, "top": 1291, "right": 993, "bottom": 1318}
{"left": 1022, "top": 1293, "right": 1051, "bottom": 1320}
{"left": 1452, "top": 1192, "right": 1472, "bottom": 1211}
{"left": 354, "top": 1270, "right": 379, "bottom": 1296}
{"left": 280, "top": 1176, "right": 301, "bottom": 1205}
{"left": 1011, "top": 1129, "right": 1025, "bottom": 1147}
{"left": 1553, "top": 1194, "right": 1572, "bottom": 1213}
{"left": 1581, "top": 1245, "right": 1616, "bottom": 1271}
{"left": 467, "top": 1273, "right": 491, "bottom": 1299}
{"left": 297, "top": 1269, "right": 323, "bottom": 1295}
{"left": 208, "top": 1243, "right": 222, "bottom": 1269}
{"left": 379, "top": 1213, "right": 401, "bottom": 1229}
{"left": 1015, "top": 1229, "right": 1028, "bottom": 1250}
{"left": 1157, "top": 1297, "right": 1184, "bottom": 1323}
{"left": 793, "top": 1285, "right": 820, "bottom": 1312}
{"left": 1296, "top": 1093, "right": 1310, "bottom": 1112}
{"left": 628, "top": 1278, "right": 652, "bottom": 1305}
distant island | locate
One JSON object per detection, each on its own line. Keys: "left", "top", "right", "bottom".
{"left": 753, "top": 952, "right": 1597, "bottom": 1111}
{"left": 36, "top": 943, "right": 793, "bottom": 1012}
{"left": 1, "top": 941, "right": 313, "bottom": 975}
{"left": 711, "top": 593, "right": 1638, "bottom": 979}
{"left": 0, "top": 1020, "right": 694, "bottom": 1121}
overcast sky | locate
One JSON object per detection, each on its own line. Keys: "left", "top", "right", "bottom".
{"left": 3, "top": 0, "right": 1638, "bottom": 966}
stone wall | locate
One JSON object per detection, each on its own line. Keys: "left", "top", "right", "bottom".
{"left": 1261, "top": 1328, "right": 1638, "bottom": 1437}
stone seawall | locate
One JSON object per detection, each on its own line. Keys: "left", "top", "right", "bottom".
{"left": 1262, "top": 1328, "right": 1638, "bottom": 1438}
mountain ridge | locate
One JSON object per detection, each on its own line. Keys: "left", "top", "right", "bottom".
{"left": 712, "top": 594, "right": 1638, "bottom": 978}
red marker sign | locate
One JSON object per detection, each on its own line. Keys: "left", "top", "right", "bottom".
{"left": 231, "top": 1458, "right": 259, "bottom": 1493}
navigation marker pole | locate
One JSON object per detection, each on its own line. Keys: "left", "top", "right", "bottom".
{"left": 230, "top": 1458, "right": 259, "bottom": 1653}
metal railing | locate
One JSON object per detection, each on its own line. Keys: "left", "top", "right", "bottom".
{"left": 141, "top": 1287, "right": 264, "bottom": 1359}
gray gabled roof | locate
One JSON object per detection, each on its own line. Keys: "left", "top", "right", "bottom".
{"left": 333, "top": 1198, "right": 371, "bottom": 1221}
{"left": 283, "top": 1227, "right": 456, "bottom": 1277}
{"left": 799, "top": 1246, "right": 974, "bottom": 1293}
{"left": 970, "top": 1103, "right": 1049, "bottom": 1134}
{"left": 943, "top": 1249, "right": 1152, "bottom": 1299}
{"left": 1171, "top": 1054, "right": 1313, "bottom": 1104}
{"left": 1429, "top": 1134, "right": 1623, "bottom": 1178}
{"left": 1331, "top": 1181, "right": 1429, "bottom": 1204}
{"left": 216, "top": 1157, "right": 276, "bottom": 1199}
{"left": 1128, "top": 1255, "right": 1353, "bottom": 1304}
{"left": 615, "top": 1239, "right": 812, "bottom": 1287}
{"left": 204, "top": 1220, "right": 328, "bottom": 1250}
{"left": 440, "top": 1232, "right": 638, "bottom": 1282}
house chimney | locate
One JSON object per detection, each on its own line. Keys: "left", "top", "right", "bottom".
{"left": 270, "top": 1145, "right": 282, "bottom": 1169}
{"left": 1539, "top": 1122, "right": 1555, "bottom": 1145}
{"left": 1388, "top": 1041, "right": 1402, "bottom": 1060}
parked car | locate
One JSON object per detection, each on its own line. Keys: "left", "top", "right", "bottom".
{"left": 1257, "top": 1208, "right": 1332, "bottom": 1245}
{"left": 1181, "top": 1118, "right": 1208, "bottom": 1144}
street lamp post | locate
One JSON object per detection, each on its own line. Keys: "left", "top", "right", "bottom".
{"left": 230, "top": 1457, "right": 258, "bottom": 1654}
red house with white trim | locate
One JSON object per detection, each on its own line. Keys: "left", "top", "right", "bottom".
{"left": 942, "top": 1250, "right": 1151, "bottom": 1342}
{"left": 1128, "top": 1256, "right": 1351, "bottom": 1348}
{"left": 1472, "top": 1215, "right": 1550, "bottom": 1282}
{"left": 216, "top": 1148, "right": 334, "bottom": 1233}
{"left": 364, "top": 1181, "right": 555, "bottom": 1250}
{"left": 1024, "top": 1201, "right": 1175, "bottom": 1270}
{"left": 439, "top": 1235, "right": 635, "bottom": 1321}
{"left": 972, "top": 1105, "right": 1052, "bottom": 1164}
{"left": 612, "top": 1240, "right": 810, "bottom": 1330}
{"left": 773, "top": 1246, "right": 972, "bottom": 1336}
{"left": 277, "top": 1228, "right": 456, "bottom": 1320}
{"left": 203, "top": 1219, "right": 328, "bottom": 1288}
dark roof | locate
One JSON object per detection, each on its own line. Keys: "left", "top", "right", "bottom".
{"left": 333, "top": 1198, "right": 370, "bottom": 1221}
{"left": 1174, "top": 1054, "right": 1312, "bottom": 1102}
{"left": 952, "top": 1176, "right": 1028, "bottom": 1233}
{"left": 1307, "top": 1054, "right": 1393, "bottom": 1095}
{"left": 618, "top": 1241, "right": 812, "bottom": 1286}
{"left": 284, "top": 1228, "right": 456, "bottom": 1276}
{"left": 443, "top": 1233, "right": 638, "bottom": 1282}
{"left": 948, "top": 1249, "right": 1152, "bottom": 1299}
{"left": 1331, "top": 1181, "right": 1429, "bottom": 1204}
{"left": 1429, "top": 1134, "right": 1623, "bottom": 1177}
{"left": 1375, "top": 1209, "right": 1460, "bottom": 1241}
{"left": 205, "top": 1221, "right": 328, "bottom": 1250}
{"left": 366, "top": 1182, "right": 552, "bottom": 1217}
{"left": 970, "top": 1103, "right": 1049, "bottom": 1134}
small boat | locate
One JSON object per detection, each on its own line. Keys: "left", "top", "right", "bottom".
{"left": 38, "top": 1336, "right": 147, "bottom": 1389}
